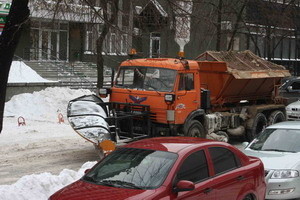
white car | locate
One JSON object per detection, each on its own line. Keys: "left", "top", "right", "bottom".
{"left": 243, "top": 121, "right": 300, "bottom": 200}
{"left": 286, "top": 100, "right": 300, "bottom": 121}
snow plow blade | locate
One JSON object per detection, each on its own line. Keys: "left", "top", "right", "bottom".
{"left": 67, "top": 95, "right": 111, "bottom": 144}
{"left": 67, "top": 95, "right": 151, "bottom": 144}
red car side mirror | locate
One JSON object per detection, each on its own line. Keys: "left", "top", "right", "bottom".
{"left": 174, "top": 180, "right": 195, "bottom": 193}
{"left": 84, "top": 169, "right": 91, "bottom": 174}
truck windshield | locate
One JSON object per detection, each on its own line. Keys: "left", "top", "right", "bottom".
{"left": 115, "top": 66, "right": 176, "bottom": 92}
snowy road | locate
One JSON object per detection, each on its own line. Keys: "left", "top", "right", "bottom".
{"left": 0, "top": 118, "right": 99, "bottom": 185}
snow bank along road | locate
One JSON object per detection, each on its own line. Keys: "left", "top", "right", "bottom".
{"left": 0, "top": 87, "right": 99, "bottom": 185}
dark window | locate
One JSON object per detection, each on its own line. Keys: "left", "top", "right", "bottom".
{"left": 291, "top": 81, "right": 300, "bottom": 90}
{"left": 178, "top": 73, "right": 194, "bottom": 91}
{"left": 177, "top": 150, "right": 209, "bottom": 183}
{"left": 209, "top": 147, "right": 240, "bottom": 175}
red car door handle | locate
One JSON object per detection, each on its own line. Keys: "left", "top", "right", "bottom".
{"left": 203, "top": 188, "right": 213, "bottom": 194}
{"left": 236, "top": 176, "right": 245, "bottom": 181}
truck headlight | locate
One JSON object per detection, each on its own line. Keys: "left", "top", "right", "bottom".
{"left": 165, "top": 94, "right": 175, "bottom": 103}
{"left": 286, "top": 106, "right": 291, "bottom": 111}
{"left": 271, "top": 170, "right": 299, "bottom": 179}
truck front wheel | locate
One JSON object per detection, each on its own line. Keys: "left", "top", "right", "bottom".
{"left": 185, "top": 120, "right": 206, "bottom": 138}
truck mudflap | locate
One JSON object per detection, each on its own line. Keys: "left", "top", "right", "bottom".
{"left": 67, "top": 94, "right": 151, "bottom": 144}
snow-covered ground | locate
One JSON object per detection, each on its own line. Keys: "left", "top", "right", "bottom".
{"left": 0, "top": 87, "right": 100, "bottom": 200}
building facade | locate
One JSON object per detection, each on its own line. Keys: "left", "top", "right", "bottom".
{"left": 132, "top": 0, "right": 300, "bottom": 76}
{"left": 1, "top": 0, "right": 300, "bottom": 76}
{"left": 0, "top": 0, "right": 133, "bottom": 70}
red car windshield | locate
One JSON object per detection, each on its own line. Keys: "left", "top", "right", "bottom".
{"left": 83, "top": 148, "right": 177, "bottom": 189}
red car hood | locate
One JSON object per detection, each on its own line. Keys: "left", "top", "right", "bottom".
{"left": 50, "top": 180, "right": 159, "bottom": 200}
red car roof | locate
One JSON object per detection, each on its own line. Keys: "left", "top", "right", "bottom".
{"left": 122, "top": 137, "right": 225, "bottom": 153}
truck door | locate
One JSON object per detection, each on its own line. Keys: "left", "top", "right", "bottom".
{"left": 175, "top": 72, "right": 199, "bottom": 124}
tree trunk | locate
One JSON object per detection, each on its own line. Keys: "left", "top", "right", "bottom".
{"left": 216, "top": 0, "right": 223, "bottom": 51}
{"left": 227, "top": 1, "right": 247, "bottom": 51}
{"left": 266, "top": 25, "right": 272, "bottom": 61}
{"left": 96, "top": 35, "right": 106, "bottom": 89}
{"left": 96, "top": 0, "right": 119, "bottom": 91}
{"left": 0, "top": 0, "right": 29, "bottom": 133}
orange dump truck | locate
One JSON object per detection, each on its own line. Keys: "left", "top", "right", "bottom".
{"left": 68, "top": 51, "right": 291, "bottom": 146}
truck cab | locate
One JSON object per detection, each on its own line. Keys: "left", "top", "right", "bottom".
{"left": 109, "top": 58, "right": 205, "bottom": 137}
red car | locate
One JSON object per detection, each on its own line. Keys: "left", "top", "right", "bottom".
{"left": 50, "top": 137, "right": 266, "bottom": 200}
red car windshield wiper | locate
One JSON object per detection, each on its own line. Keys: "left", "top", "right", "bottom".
{"left": 100, "top": 180, "right": 143, "bottom": 189}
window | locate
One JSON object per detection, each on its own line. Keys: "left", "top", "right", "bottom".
{"left": 227, "top": 36, "right": 240, "bottom": 51}
{"left": 110, "top": 33, "right": 116, "bottom": 53}
{"left": 178, "top": 73, "right": 194, "bottom": 91}
{"left": 150, "top": 32, "right": 160, "bottom": 58}
{"left": 83, "top": 148, "right": 177, "bottom": 189}
{"left": 283, "top": 38, "right": 290, "bottom": 59}
{"left": 85, "top": 24, "right": 97, "bottom": 53}
{"left": 115, "top": 66, "right": 176, "bottom": 92}
{"left": 209, "top": 147, "right": 240, "bottom": 175}
{"left": 116, "top": 68, "right": 134, "bottom": 86}
{"left": 121, "top": 34, "right": 128, "bottom": 54}
{"left": 291, "top": 39, "right": 296, "bottom": 59}
{"left": 221, "top": 21, "right": 232, "bottom": 30}
{"left": 274, "top": 38, "right": 282, "bottom": 58}
{"left": 176, "top": 150, "right": 209, "bottom": 183}
{"left": 291, "top": 81, "right": 300, "bottom": 90}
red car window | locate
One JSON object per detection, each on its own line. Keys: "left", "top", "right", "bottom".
{"left": 208, "top": 147, "right": 240, "bottom": 175}
{"left": 176, "top": 150, "right": 209, "bottom": 183}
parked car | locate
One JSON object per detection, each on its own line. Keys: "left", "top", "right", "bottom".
{"left": 286, "top": 100, "right": 300, "bottom": 121}
{"left": 280, "top": 76, "right": 300, "bottom": 104}
{"left": 243, "top": 121, "right": 300, "bottom": 199}
{"left": 50, "top": 137, "right": 266, "bottom": 200}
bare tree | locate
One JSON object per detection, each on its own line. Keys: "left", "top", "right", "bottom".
{"left": 241, "top": 0, "right": 298, "bottom": 61}
{"left": 0, "top": 0, "right": 30, "bottom": 133}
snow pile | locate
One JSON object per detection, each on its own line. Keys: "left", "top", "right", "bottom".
{"left": 4, "top": 87, "right": 94, "bottom": 121}
{"left": 0, "top": 161, "right": 97, "bottom": 200}
{"left": 8, "top": 61, "right": 53, "bottom": 83}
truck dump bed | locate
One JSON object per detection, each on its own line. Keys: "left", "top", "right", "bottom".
{"left": 196, "top": 50, "right": 291, "bottom": 106}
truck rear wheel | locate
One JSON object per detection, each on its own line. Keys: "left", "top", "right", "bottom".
{"left": 185, "top": 120, "right": 206, "bottom": 138}
{"left": 246, "top": 113, "right": 267, "bottom": 142}
{"left": 268, "top": 110, "right": 285, "bottom": 125}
